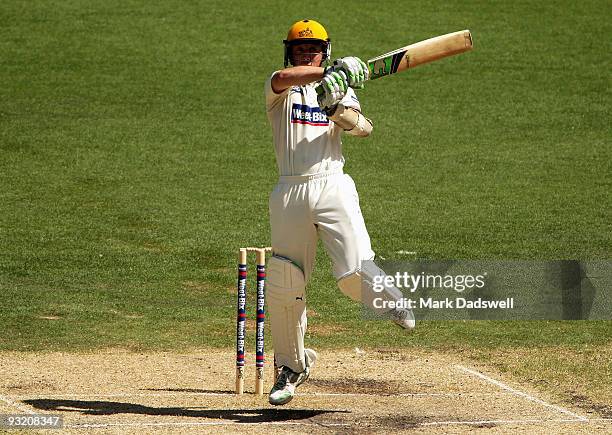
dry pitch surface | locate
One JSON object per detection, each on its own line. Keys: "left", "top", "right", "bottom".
{"left": 0, "top": 349, "right": 610, "bottom": 434}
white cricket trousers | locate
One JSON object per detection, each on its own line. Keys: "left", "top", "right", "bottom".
{"left": 269, "top": 168, "right": 375, "bottom": 285}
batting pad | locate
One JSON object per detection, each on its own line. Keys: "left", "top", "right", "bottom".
{"left": 266, "top": 256, "right": 308, "bottom": 373}
{"left": 338, "top": 261, "right": 405, "bottom": 314}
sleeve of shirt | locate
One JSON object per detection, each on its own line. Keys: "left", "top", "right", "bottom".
{"left": 265, "top": 71, "right": 290, "bottom": 111}
{"left": 340, "top": 87, "right": 361, "bottom": 111}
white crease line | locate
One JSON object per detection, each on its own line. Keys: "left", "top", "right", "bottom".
{"left": 11, "top": 393, "right": 217, "bottom": 399}
{"left": 0, "top": 393, "right": 36, "bottom": 414}
{"left": 8, "top": 391, "right": 506, "bottom": 400}
{"left": 309, "top": 392, "right": 500, "bottom": 398}
{"left": 456, "top": 365, "right": 589, "bottom": 421}
{"left": 64, "top": 421, "right": 350, "bottom": 429}
{"left": 420, "top": 418, "right": 591, "bottom": 427}
{"left": 60, "top": 417, "right": 612, "bottom": 430}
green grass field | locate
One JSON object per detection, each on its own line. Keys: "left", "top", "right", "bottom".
{"left": 1, "top": 0, "right": 610, "bottom": 408}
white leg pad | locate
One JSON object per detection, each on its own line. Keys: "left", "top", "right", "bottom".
{"left": 337, "top": 261, "right": 405, "bottom": 314}
{"left": 266, "top": 256, "right": 308, "bottom": 373}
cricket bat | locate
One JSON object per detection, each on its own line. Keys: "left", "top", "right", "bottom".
{"left": 367, "top": 30, "right": 473, "bottom": 80}
{"left": 316, "top": 30, "right": 473, "bottom": 98}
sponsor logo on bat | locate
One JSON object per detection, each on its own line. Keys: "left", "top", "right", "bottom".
{"left": 368, "top": 50, "right": 407, "bottom": 79}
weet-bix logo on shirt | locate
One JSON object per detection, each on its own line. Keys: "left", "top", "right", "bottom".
{"left": 290, "top": 103, "right": 329, "bottom": 126}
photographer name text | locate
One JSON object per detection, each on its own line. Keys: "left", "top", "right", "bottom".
{"left": 373, "top": 297, "right": 514, "bottom": 310}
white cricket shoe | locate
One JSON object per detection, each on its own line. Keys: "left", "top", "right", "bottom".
{"left": 268, "top": 349, "right": 317, "bottom": 406}
{"left": 391, "top": 308, "right": 416, "bottom": 330}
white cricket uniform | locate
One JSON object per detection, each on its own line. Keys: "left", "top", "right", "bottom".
{"left": 265, "top": 73, "right": 414, "bottom": 373}
{"left": 265, "top": 72, "right": 375, "bottom": 284}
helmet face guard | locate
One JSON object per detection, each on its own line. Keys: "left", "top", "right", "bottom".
{"left": 283, "top": 19, "right": 331, "bottom": 67}
{"left": 284, "top": 40, "right": 331, "bottom": 67}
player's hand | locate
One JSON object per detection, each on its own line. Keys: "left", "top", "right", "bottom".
{"left": 327, "top": 56, "right": 369, "bottom": 89}
{"left": 317, "top": 70, "right": 348, "bottom": 113}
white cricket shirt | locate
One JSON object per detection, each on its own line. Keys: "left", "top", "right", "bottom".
{"left": 265, "top": 71, "right": 361, "bottom": 176}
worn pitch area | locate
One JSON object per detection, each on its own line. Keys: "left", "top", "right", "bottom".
{"left": 0, "top": 349, "right": 609, "bottom": 434}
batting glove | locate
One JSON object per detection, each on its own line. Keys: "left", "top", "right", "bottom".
{"left": 327, "top": 56, "right": 369, "bottom": 89}
{"left": 317, "top": 70, "right": 348, "bottom": 113}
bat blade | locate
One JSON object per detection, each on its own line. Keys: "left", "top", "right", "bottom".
{"left": 368, "top": 30, "right": 473, "bottom": 80}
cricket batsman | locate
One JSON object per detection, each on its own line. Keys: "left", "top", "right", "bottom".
{"left": 265, "top": 19, "right": 415, "bottom": 406}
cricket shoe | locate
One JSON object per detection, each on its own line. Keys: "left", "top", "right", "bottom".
{"left": 268, "top": 348, "right": 317, "bottom": 406}
{"left": 391, "top": 308, "right": 416, "bottom": 331}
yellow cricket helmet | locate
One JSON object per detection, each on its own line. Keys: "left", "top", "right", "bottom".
{"left": 283, "top": 19, "right": 331, "bottom": 67}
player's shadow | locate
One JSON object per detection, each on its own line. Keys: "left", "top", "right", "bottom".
{"left": 23, "top": 398, "right": 348, "bottom": 423}
{"left": 142, "top": 387, "right": 232, "bottom": 394}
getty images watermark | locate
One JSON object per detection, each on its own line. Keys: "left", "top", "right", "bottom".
{"left": 371, "top": 270, "right": 514, "bottom": 310}
{"left": 362, "top": 260, "right": 611, "bottom": 320}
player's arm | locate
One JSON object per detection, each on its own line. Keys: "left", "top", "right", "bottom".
{"left": 271, "top": 66, "right": 326, "bottom": 93}
{"left": 328, "top": 104, "right": 373, "bottom": 137}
